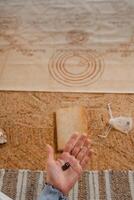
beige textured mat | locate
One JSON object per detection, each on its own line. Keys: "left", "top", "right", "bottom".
{"left": 0, "top": 0, "right": 134, "bottom": 92}
{"left": 0, "top": 169, "right": 134, "bottom": 200}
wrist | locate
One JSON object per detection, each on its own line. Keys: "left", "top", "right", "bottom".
{"left": 46, "top": 180, "right": 69, "bottom": 196}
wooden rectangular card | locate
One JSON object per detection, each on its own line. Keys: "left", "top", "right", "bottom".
{"left": 56, "top": 106, "right": 88, "bottom": 151}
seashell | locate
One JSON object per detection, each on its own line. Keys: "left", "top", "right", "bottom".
{"left": 99, "top": 104, "right": 133, "bottom": 138}
{"left": 109, "top": 117, "right": 133, "bottom": 134}
{"left": 0, "top": 128, "right": 7, "bottom": 144}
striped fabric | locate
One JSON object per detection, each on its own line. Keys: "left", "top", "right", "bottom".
{"left": 0, "top": 169, "right": 134, "bottom": 200}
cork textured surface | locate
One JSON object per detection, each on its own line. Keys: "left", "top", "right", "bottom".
{"left": 0, "top": 92, "right": 134, "bottom": 170}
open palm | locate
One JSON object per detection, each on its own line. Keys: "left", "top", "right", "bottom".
{"left": 46, "top": 133, "right": 92, "bottom": 195}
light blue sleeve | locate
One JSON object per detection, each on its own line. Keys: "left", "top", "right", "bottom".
{"left": 38, "top": 183, "right": 68, "bottom": 200}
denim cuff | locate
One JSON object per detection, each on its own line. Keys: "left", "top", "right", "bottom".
{"left": 43, "top": 182, "right": 68, "bottom": 200}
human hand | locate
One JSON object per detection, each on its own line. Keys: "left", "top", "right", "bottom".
{"left": 46, "top": 133, "right": 93, "bottom": 195}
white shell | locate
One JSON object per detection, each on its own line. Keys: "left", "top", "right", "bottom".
{"left": 109, "top": 117, "right": 133, "bottom": 134}
{"left": 0, "top": 128, "right": 7, "bottom": 144}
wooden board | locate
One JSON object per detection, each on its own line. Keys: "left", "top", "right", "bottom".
{"left": 56, "top": 106, "right": 88, "bottom": 151}
{"left": 0, "top": 0, "right": 134, "bottom": 93}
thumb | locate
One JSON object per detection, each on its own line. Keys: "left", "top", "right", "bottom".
{"left": 46, "top": 144, "right": 54, "bottom": 162}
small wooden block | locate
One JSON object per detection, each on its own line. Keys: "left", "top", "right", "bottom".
{"left": 56, "top": 106, "right": 88, "bottom": 151}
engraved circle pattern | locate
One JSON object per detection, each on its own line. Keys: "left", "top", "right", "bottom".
{"left": 49, "top": 50, "right": 104, "bottom": 87}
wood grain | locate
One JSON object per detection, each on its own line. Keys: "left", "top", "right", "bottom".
{"left": 56, "top": 106, "right": 88, "bottom": 151}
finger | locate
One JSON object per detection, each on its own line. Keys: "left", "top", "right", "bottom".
{"left": 80, "top": 148, "right": 93, "bottom": 169}
{"left": 71, "top": 134, "right": 87, "bottom": 157}
{"left": 76, "top": 146, "right": 88, "bottom": 162}
{"left": 46, "top": 144, "right": 54, "bottom": 162}
{"left": 83, "top": 138, "right": 92, "bottom": 149}
{"left": 76, "top": 138, "right": 91, "bottom": 160}
{"left": 64, "top": 132, "right": 79, "bottom": 153}
{"left": 80, "top": 156, "right": 89, "bottom": 169}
